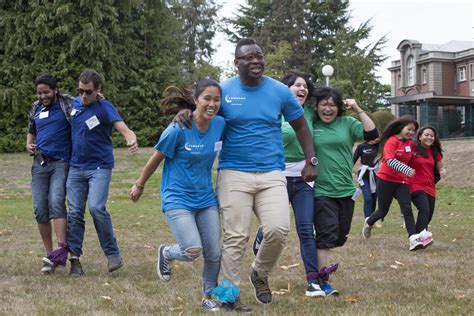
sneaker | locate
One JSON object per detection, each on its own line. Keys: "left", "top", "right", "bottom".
{"left": 374, "top": 222, "right": 383, "bottom": 228}
{"left": 321, "top": 282, "right": 339, "bottom": 296}
{"left": 107, "top": 255, "right": 124, "bottom": 272}
{"left": 362, "top": 217, "right": 372, "bottom": 239}
{"left": 306, "top": 281, "right": 326, "bottom": 297}
{"left": 409, "top": 234, "right": 424, "bottom": 251}
{"left": 419, "top": 229, "right": 433, "bottom": 248}
{"left": 41, "top": 257, "right": 55, "bottom": 274}
{"left": 157, "top": 244, "right": 172, "bottom": 281}
{"left": 201, "top": 299, "right": 220, "bottom": 312}
{"left": 252, "top": 226, "right": 263, "bottom": 256}
{"left": 221, "top": 298, "right": 253, "bottom": 313}
{"left": 249, "top": 268, "right": 272, "bottom": 304}
{"left": 69, "top": 258, "right": 84, "bottom": 277}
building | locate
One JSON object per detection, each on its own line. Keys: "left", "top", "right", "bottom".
{"left": 388, "top": 39, "right": 474, "bottom": 138}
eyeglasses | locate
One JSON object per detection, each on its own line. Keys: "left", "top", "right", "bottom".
{"left": 77, "top": 88, "right": 95, "bottom": 95}
{"left": 236, "top": 53, "right": 264, "bottom": 62}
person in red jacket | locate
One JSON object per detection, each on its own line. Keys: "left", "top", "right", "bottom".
{"left": 409, "top": 126, "right": 447, "bottom": 248}
{"left": 362, "top": 116, "right": 423, "bottom": 251}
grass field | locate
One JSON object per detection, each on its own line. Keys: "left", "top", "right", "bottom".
{"left": 0, "top": 143, "right": 473, "bottom": 315}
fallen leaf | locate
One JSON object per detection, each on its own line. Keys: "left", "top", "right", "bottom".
{"left": 177, "top": 297, "right": 183, "bottom": 302}
{"left": 131, "top": 222, "right": 141, "bottom": 227}
{"left": 390, "top": 265, "right": 398, "bottom": 269}
{"left": 443, "top": 224, "right": 448, "bottom": 227}
{"left": 103, "top": 282, "right": 110, "bottom": 286}
{"left": 386, "top": 304, "right": 396, "bottom": 311}
{"left": 394, "top": 261, "right": 405, "bottom": 266}
{"left": 271, "top": 291, "right": 287, "bottom": 295}
{"left": 456, "top": 294, "right": 466, "bottom": 299}
{"left": 169, "top": 307, "right": 183, "bottom": 311}
{"left": 280, "top": 265, "right": 289, "bottom": 270}
{"left": 452, "top": 238, "right": 457, "bottom": 242}
{"left": 287, "top": 263, "right": 300, "bottom": 269}
{"left": 143, "top": 245, "right": 152, "bottom": 249}
{"left": 101, "top": 296, "right": 112, "bottom": 301}
{"left": 139, "top": 215, "right": 144, "bottom": 218}
{"left": 344, "top": 295, "right": 359, "bottom": 303}
{"left": 424, "top": 264, "right": 431, "bottom": 268}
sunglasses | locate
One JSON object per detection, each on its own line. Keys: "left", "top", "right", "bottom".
{"left": 236, "top": 53, "right": 264, "bottom": 62}
{"left": 77, "top": 88, "right": 95, "bottom": 95}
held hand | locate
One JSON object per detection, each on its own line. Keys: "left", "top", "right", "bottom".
{"left": 130, "top": 184, "right": 143, "bottom": 202}
{"left": 439, "top": 167, "right": 447, "bottom": 178}
{"left": 96, "top": 92, "right": 105, "bottom": 100}
{"left": 173, "top": 109, "right": 192, "bottom": 129}
{"left": 26, "top": 143, "right": 37, "bottom": 154}
{"left": 301, "top": 164, "right": 318, "bottom": 182}
{"left": 127, "top": 140, "right": 139, "bottom": 154}
{"left": 408, "top": 169, "right": 416, "bottom": 178}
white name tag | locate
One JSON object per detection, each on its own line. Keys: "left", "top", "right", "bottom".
{"left": 405, "top": 146, "right": 411, "bottom": 152}
{"left": 39, "top": 111, "right": 49, "bottom": 119}
{"left": 85, "top": 115, "right": 100, "bottom": 130}
{"left": 71, "top": 109, "right": 78, "bottom": 116}
{"left": 214, "top": 141, "right": 223, "bottom": 152}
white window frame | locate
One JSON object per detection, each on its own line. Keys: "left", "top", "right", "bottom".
{"left": 407, "top": 56, "right": 415, "bottom": 86}
{"left": 421, "top": 66, "right": 427, "bottom": 84}
{"left": 470, "top": 63, "right": 474, "bottom": 81}
{"left": 458, "top": 65, "right": 467, "bottom": 82}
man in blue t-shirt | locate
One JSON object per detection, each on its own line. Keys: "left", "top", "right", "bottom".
{"left": 66, "top": 69, "right": 139, "bottom": 277}
{"left": 217, "top": 38, "right": 318, "bottom": 312}
{"left": 26, "top": 74, "right": 73, "bottom": 274}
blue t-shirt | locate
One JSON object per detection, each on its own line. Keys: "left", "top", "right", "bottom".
{"left": 218, "top": 76, "right": 303, "bottom": 171}
{"left": 33, "top": 101, "right": 71, "bottom": 161}
{"left": 70, "top": 97, "right": 122, "bottom": 169}
{"left": 157, "top": 116, "right": 225, "bottom": 212}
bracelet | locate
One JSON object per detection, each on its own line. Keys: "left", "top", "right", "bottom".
{"left": 134, "top": 182, "right": 145, "bottom": 190}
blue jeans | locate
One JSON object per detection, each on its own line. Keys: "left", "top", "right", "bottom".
{"left": 360, "top": 176, "right": 377, "bottom": 218}
{"left": 66, "top": 167, "right": 119, "bottom": 257}
{"left": 31, "top": 160, "right": 69, "bottom": 223}
{"left": 164, "top": 206, "right": 221, "bottom": 296}
{"left": 286, "top": 177, "right": 318, "bottom": 281}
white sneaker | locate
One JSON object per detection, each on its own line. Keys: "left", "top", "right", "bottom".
{"left": 362, "top": 217, "right": 372, "bottom": 239}
{"left": 409, "top": 234, "right": 423, "bottom": 251}
{"left": 419, "top": 229, "right": 433, "bottom": 248}
{"left": 305, "top": 282, "right": 326, "bottom": 297}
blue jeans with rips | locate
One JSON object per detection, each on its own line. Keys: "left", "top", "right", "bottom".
{"left": 66, "top": 167, "right": 120, "bottom": 257}
{"left": 164, "top": 206, "right": 221, "bottom": 296}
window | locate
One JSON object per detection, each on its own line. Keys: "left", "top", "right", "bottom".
{"left": 421, "top": 66, "right": 427, "bottom": 84}
{"left": 407, "top": 56, "right": 415, "bottom": 86}
{"left": 458, "top": 65, "right": 467, "bottom": 82}
{"left": 470, "top": 63, "right": 474, "bottom": 81}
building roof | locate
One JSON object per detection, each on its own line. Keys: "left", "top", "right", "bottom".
{"left": 421, "top": 40, "right": 474, "bottom": 53}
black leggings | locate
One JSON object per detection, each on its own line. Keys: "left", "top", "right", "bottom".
{"left": 367, "top": 178, "right": 416, "bottom": 236}
{"left": 411, "top": 190, "right": 436, "bottom": 233}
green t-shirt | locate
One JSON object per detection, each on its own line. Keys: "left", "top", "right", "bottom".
{"left": 313, "top": 116, "right": 363, "bottom": 198}
{"left": 282, "top": 105, "right": 314, "bottom": 162}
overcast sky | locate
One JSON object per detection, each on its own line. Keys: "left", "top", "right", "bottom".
{"left": 212, "top": 0, "right": 474, "bottom": 84}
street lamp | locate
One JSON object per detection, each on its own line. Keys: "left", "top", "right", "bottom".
{"left": 322, "top": 65, "right": 334, "bottom": 86}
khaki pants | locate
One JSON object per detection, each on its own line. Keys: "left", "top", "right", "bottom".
{"left": 217, "top": 169, "right": 290, "bottom": 284}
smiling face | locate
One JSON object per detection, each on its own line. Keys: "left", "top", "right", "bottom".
{"left": 36, "top": 84, "right": 57, "bottom": 107}
{"left": 316, "top": 97, "right": 338, "bottom": 123}
{"left": 419, "top": 128, "right": 435, "bottom": 148}
{"left": 398, "top": 123, "right": 417, "bottom": 140}
{"left": 234, "top": 44, "right": 265, "bottom": 86}
{"left": 194, "top": 86, "right": 221, "bottom": 121}
{"left": 290, "top": 77, "right": 308, "bottom": 105}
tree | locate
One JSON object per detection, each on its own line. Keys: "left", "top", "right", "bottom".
{"left": 223, "top": 0, "right": 389, "bottom": 111}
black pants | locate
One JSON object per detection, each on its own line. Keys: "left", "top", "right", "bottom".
{"left": 367, "top": 178, "right": 416, "bottom": 236}
{"left": 411, "top": 190, "right": 436, "bottom": 233}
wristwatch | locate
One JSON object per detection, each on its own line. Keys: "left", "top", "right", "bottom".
{"left": 306, "top": 157, "right": 318, "bottom": 166}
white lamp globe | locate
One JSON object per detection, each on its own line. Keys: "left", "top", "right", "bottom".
{"left": 322, "top": 65, "right": 334, "bottom": 77}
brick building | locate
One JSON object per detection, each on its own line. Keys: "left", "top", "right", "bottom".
{"left": 388, "top": 39, "right": 474, "bottom": 138}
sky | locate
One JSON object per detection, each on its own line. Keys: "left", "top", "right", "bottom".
{"left": 212, "top": 0, "right": 474, "bottom": 84}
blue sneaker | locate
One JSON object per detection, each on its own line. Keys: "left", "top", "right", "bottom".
{"left": 252, "top": 226, "right": 263, "bottom": 256}
{"left": 321, "top": 282, "right": 339, "bottom": 296}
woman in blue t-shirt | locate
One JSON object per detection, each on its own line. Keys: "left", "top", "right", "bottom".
{"left": 130, "top": 79, "right": 225, "bottom": 312}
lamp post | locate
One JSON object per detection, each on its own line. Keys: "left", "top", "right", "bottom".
{"left": 322, "top": 65, "right": 334, "bottom": 86}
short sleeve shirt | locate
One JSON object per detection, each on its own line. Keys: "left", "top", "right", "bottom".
{"left": 157, "top": 116, "right": 226, "bottom": 212}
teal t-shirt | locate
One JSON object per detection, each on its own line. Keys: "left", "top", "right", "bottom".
{"left": 313, "top": 116, "right": 363, "bottom": 198}
{"left": 156, "top": 117, "right": 225, "bottom": 212}
{"left": 282, "top": 105, "right": 314, "bottom": 162}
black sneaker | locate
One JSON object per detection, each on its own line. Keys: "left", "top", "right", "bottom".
{"left": 157, "top": 244, "right": 172, "bottom": 281}
{"left": 249, "top": 268, "right": 272, "bottom": 304}
{"left": 252, "top": 226, "right": 263, "bottom": 256}
{"left": 221, "top": 297, "right": 253, "bottom": 313}
{"left": 107, "top": 255, "right": 124, "bottom": 272}
{"left": 69, "top": 258, "right": 84, "bottom": 277}
{"left": 306, "top": 281, "right": 326, "bottom": 297}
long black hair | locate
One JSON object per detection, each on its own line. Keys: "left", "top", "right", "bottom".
{"left": 280, "top": 70, "right": 315, "bottom": 99}
{"left": 160, "top": 79, "right": 221, "bottom": 115}
{"left": 414, "top": 126, "right": 443, "bottom": 158}
{"left": 377, "top": 115, "right": 419, "bottom": 158}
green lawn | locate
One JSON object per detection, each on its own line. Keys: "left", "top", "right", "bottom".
{"left": 0, "top": 148, "right": 473, "bottom": 315}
